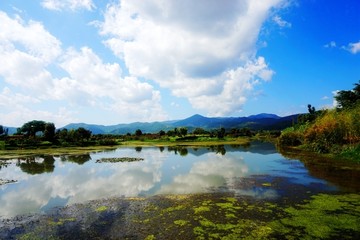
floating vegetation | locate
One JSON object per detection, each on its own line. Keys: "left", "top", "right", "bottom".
{"left": 269, "top": 193, "right": 360, "bottom": 239}
{"left": 2, "top": 193, "right": 359, "bottom": 239}
{"left": 95, "top": 157, "right": 144, "bottom": 163}
{"left": 0, "top": 179, "right": 17, "bottom": 185}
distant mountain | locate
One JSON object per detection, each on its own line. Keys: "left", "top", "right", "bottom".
{"left": 61, "top": 113, "right": 299, "bottom": 135}
{"left": 247, "top": 113, "right": 281, "bottom": 119}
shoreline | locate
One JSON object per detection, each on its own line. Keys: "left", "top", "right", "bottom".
{"left": 0, "top": 137, "right": 251, "bottom": 160}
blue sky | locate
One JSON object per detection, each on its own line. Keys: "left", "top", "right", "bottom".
{"left": 0, "top": 0, "right": 359, "bottom": 127}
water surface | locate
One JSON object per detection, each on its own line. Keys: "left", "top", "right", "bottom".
{"left": 0, "top": 142, "right": 357, "bottom": 219}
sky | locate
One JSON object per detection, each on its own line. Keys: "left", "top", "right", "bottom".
{"left": 0, "top": 0, "right": 359, "bottom": 128}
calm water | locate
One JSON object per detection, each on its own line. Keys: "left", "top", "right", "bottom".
{"left": 0, "top": 142, "right": 357, "bottom": 218}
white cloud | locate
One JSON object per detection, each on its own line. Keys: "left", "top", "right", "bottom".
{"left": 273, "top": 15, "right": 291, "bottom": 28}
{"left": 0, "top": 11, "right": 60, "bottom": 96}
{"left": 321, "top": 96, "right": 329, "bottom": 100}
{"left": 345, "top": 41, "right": 360, "bottom": 54}
{"left": 56, "top": 47, "right": 167, "bottom": 122}
{"left": 99, "top": 0, "right": 284, "bottom": 116}
{"left": 41, "top": 0, "right": 95, "bottom": 11}
{"left": 324, "top": 41, "right": 336, "bottom": 48}
{"left": 0, "top": 12, "right": 61, "bottom": 63}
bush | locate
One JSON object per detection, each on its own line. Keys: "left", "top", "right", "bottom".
{"left": 278, "top": 131, "right": 303, "bottom": 146}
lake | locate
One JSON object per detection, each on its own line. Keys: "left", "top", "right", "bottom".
{"left": 1, "top": 141, "right": 358, "bottom": 220}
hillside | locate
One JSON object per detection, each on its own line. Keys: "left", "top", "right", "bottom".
{"left": 62, "top": 113, "right": 299, "bottom": 134}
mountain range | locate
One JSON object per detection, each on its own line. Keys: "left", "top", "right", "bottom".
{"left": 61, "top": 113, "right": 299, "bottom": 135}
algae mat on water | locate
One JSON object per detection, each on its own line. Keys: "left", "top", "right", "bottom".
{"left": 2, "top": 193, "right": 359, "bottom": 239}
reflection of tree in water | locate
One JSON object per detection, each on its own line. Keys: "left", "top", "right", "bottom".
{"left": 17, "top": 156, "right": 55, "bottom": 175}
{"left": 179, "top": 148, "right": 188, "bottom": 156}
{"left": 61, "top": 154, "right": 91, "bottom": 165}
{"left": 167, "top": 146, "right": 188, "bottom": 156}
{"left": 208, "top": 145, "right": 226, "bottom": 155}
{"left": 159, "top": 146, "right": 165, "bottom": 152}
{"left": 230, "top": 142, "right": 251, "bottom": 150}
{"left": 0, "top": 161, "right": 11, "bottom": 171}
{"left": 278, "top": 147, "right": 360, "bottom": 191}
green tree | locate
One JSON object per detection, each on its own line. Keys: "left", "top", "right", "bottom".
{"left": 193, "top": 127, "right": 207, "bottom": 135}
{"left": 57, "top": 129, "right": 69, "bottom": 142}
{"left": 308, "top": 104, "right": 316, "bottom": 114}
{"left": 0, "top": 125, "right": 8, "bottom": 137}
{"left": 74, "top": 127, "right": 92, "bottom": 141}
{"left": 335, "top": 80, "right": 360, "bottom": 109}
{"left": 135, "top": 129, "right": 143, "bottom": 136}
{"left": 18, "top": 120, "right": 46, "bottom": 137}
{"left": 217, "top": 127, "right": 226, "bottom": 139}
{"left": 178, "top": 127, "right": 188, "bottom": 137}
{"left": 44, "top": 123, "right": 56, "bottom": 142}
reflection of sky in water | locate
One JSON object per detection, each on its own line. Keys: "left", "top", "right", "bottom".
{"left": 0, "top": 144, "right": 335, "bottom": 218}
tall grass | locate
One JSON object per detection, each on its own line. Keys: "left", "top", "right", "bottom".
{"left": 278, "top": 104, "right": 360, "bottom": 156}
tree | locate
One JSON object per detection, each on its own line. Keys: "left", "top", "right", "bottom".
{"left": 135, "top": 129, "right": 143, "bottom": 136}
{"left": 193, "top": 128, "right": 207, "bottom": 135}
{"left": 44, "top": 123, "right": 56, "bottom": 142}
{"left": 0, "top": 125, "right": 8, "bottom": 137}
{"left": 18, "top": 120, "right": 46, "bottom": 137}
{"left": 307, "top": 104, "right": 316, "bottom": 114}
{"left": 217, "top": 127, "right": 226, "bottom": 139}
{"left": 335, "top": 80, "right": 360, "bottom": 109}
{"left": 57, "top": 128, "right": 69, "bottom": 142}
{"left": 74, "top": 127, "right": 92, "bottom": 141}
{"left": 178, "top": 127, "right": 188, "bottom": 137}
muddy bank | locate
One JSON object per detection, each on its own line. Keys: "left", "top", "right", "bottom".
{"left": 1, "top": 192, "right": 359, "bottom": 240}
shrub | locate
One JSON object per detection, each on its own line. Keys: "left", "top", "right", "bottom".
{"left": 278, "top": 131, "right": 303, "bottom": 146}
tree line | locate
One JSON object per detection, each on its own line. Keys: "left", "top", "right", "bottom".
{"left": 0, "top": 118, "right": 260, "bottom": 150}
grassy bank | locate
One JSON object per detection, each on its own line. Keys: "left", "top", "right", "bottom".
{"left": 0, "top": 137, "right": 251, "bottom": 160}
{"left": 277, "top": 103, "right": 360, "bottom": 162}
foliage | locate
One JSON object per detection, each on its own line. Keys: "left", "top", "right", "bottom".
{"left": 279, "top": 102, "right": 360, "bottom": 156}
{"left": 335, "top": 80, "right": 360, "bottom": 109}
{"left": 0, "top": 125, "right": 8, "bottom": 137}
{"left": 277, "top": 131, "right": 303, "bottom": 147}
{"left": 44, "top": 123, "right": 56, "bottom": 142}
{"left": 135, "top": 129, "right": 143, "bottom": 136}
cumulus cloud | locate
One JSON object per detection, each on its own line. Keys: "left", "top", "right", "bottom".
{"left": 345, "top": 41, "right": 360, "bottom": 54}
{"left": 55, "top": 47, "right": 167, "bottom": 121}
{"left": 41, "top": 0, "right": 95, "bottom": 11}
{"left": 0, "top": 11, "right": 61, "bottom": 92}
{"left": 0, "top": 11, "right": 167, "bottom": 126}
{"left": 99, "top": 0, "right": 284, "bottom": 116}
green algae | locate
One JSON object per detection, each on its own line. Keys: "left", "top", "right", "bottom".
{"left": 174, "top": 219, "right": 189, "bottom": 226}
{"left": 95, "top": 205, "right": 108, "bottom": 212}
{"left": 12, "top": 193, "right": 360, "bottom": 239}
{"left": 194, "top": 205, "right": 211, "bottom": 214}
{"left": 270, "top": 193, "right": 360, "bottom": 239}
{"left": 145, "top": 234, "right": 156, "bottom": 240}
{"left": 49, "top": 217, "right": 76, "bottom": 226}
